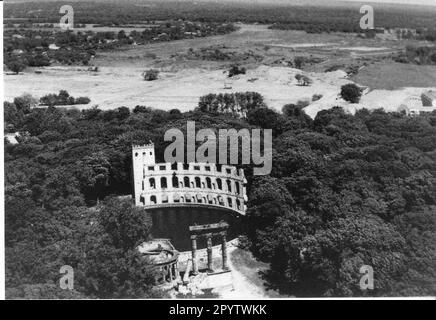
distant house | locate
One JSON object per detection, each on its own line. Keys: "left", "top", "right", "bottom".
{"left": 398, "top": 96, "right": 424, "bottom": 116}
{"left": 421, "top": 90, "right": 436, "bottom": 107}
{"left": 48, "top": 43, "right": 60, "bottom": 50}
{"left": 397, "top": 105, "right": 420, "bottom": 117}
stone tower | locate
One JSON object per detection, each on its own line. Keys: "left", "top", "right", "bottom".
{"left": 132, "top": 143, "right": 155, "bottom": 203}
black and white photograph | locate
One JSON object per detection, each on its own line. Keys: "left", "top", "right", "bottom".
{"left": 1, "top": 0, "right": 436, "bottom": 303}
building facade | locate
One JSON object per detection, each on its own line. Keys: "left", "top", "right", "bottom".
{"left": 132, "top": 144, "right": 247, "bottom": 215}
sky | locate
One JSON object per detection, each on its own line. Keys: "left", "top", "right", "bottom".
{"left": 5, "top": 0, "right": 436, "bottom": 7}
{"left": 338, "top": 0, "right": 436, "bottom": 6}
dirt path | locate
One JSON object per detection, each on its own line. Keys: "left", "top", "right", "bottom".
{"left": 218, "top": 246, "right": 285, "bottom": 299}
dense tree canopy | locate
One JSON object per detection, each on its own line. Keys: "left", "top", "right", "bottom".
{"left": 245, "top": 107, "right": 436, "bottom": 296}
{"left": 4, "top": 92, "right": 436, "bottom": 297}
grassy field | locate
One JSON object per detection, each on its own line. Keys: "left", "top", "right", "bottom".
{"left": 351, "top": 61, "right": 436, "bottom": 90}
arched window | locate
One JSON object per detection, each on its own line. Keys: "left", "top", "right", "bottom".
{"left": 218, "top": 196, "right": 224, "bottom": 205}
{"left": 171, "top": 162, "right": 177, "bottom": 170}
{"left": 140, "top": 196, "right": 145, "bottom": 205}
{"left": 173, "top": 193, "right": 180, "bottom": 203}
{"left": 142, "top": 180, "right": 144, "bottom": 190}
{"left": 149, "top": 178, "right": 156, "bottom": 189}
{"left": 216, "top": 178, "right": 222, "bottom": 190}
{"left": 236, "top": 199, "right": 241, "bottom": 210}
{"left": 227, "top": 197, "right": 232, "bottom": 207}
{"left": 172, "top": 175, "right": 179, "bottom": 188}
{"left": 162, "top": 194, "right": 168, "bottom": 203}
{"left": 235, "top": 182, "right": 240, "bottom": 195}
{"left": 226, "top": 179, "right": 232, "bottom": 192}
{"left": 150, "top": 195, "right": 157, "bottom": 204}
{"left": 184, "top": 177, "right": 190, "bottom": 188}
{"left": 161, "top": 177, "right": 167, "bottom": 189}
{"left": 206, "top": 177, "right": 212, "bottom": 189}
{"left": 186, "top": 194, "right": 192, "bottom": 203}
{"left": 195, "top": 177, "right": 201, "bottom": 188}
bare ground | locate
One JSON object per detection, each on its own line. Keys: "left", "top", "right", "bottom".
{"left": 4, "top": 24, "right": 435, "bottom": 116}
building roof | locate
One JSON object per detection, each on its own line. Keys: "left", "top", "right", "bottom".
{"left": 423, "top": 90, "right": 436, "bottom": 100}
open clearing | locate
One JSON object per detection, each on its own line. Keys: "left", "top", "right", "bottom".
{"left": 219, "top": 247, "right": 286, "bottom": 299}
{"left": 4, "top": 65, "right": 351, "bottom": 111}
{"left": 351, "top": 61, "right": 436, "bottom": 90}
{"left": 4, "top": 24, "right": 436, "bottom": 115}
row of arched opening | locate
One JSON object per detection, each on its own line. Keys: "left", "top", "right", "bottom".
{"left": 145, "top": 163, "right": 239, "bottom": 176}
{"left": 142, "top": 175, "right": 243, "bottom": 195}
{"left": 141, "top": 194, "right": 243, "bottom": 211}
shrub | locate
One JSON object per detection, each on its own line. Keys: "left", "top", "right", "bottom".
{"left": 142, "top": 69, "right": 159, "bottom": 81}
{"left": 74, "top": 97, "right": 91, "bottom": 105}
{"left": 294, "top": 56, "right": 305, "bottom": 69}
{"left": 325, "top": 64, "right": 344, "bottom": 72}
{"left": 228, "top": 65, "right": 246, "bottom": 78}
{"left": 27, "top": 54, "right": 50, "bottom": 67}
{"left": 7, "top": 59, "right": 26, "bottom": 74}
{"left": 14, "top": 94, "right": 38, "bottom": 114}
{"left": 340, "top": 83, "right": 362, "bottom": 103}
{"left": 198, "top": 92, "right": 265, "bottom": 117}
{"left": 40, "top": 90, "right": 90, "bottom": 106}
{"left": 295, "top": 74, "right": 312, "bottom": 86}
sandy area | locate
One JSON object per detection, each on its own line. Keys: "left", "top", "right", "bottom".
{"left": 5, "top": 64, "right": 435, "bottom": 118}
{"left": 339, "top": 46, "right": 390, "bottom": 51}
{"left": 218, "top": 246, "right": 272, "bottom": 299}
{"left": 304, "top": 86, "right": 436, "bottom": 118}
{"left": 4, "top": 65, "right": 351, "bottom": 112}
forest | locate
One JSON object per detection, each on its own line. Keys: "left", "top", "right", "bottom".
{"left": 4, "top": 91, "right": 436, "bottom": 297}
{"left": 5, "top": 1, "right": 436, "bottom": 71}
{"left": 5, "top": 1, "right": 436, "bottom": 30}
{"left": 4, "top": 21, "right": 237, "bottom": 68}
